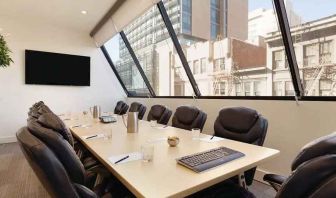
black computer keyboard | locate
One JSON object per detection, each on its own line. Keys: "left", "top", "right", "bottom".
{"left": 177, "top": 147, "right": 245, "bottom": 172}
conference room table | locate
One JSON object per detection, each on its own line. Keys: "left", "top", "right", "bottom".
{"left": 65, "top": 114, "right": 279, "bottom": 198}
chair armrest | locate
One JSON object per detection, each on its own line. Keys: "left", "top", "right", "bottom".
{"left": 263, "top": 174, "right": 287, "bottom": 192}
{"left": 73, "top": 183, "right": 98, "bottom": 198}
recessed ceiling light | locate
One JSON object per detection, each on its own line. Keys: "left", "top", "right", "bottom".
{"left": 81, "top": 10, "right": 88, "bottom": 15}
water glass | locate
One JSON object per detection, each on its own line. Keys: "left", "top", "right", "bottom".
{"left": 150, "top": 120, "right": 157, "bottom": 127}
{"left": 141, "top": 144, "right": 154, "bottom": 162}
{"left": 105, "top": 129, "right": 112, "bottom": 140}
{"left": 191, "top": 128, "right": 201, "bottom": 140}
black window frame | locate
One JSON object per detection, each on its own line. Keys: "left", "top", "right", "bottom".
{"left": 100, "top": 0, "right": 336, "bottom": 101}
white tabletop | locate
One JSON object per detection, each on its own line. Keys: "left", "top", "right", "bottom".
{"left": 65, "top": 115, "right": 279, "bottom": 198}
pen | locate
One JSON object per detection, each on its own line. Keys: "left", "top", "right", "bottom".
{"left": 115, "top": 155, "right": 129, "bottom": 164}
{"left": 86, "top": 135, "right": 98, "bottom": 139}
{"left": 210, "top": 135, "right": 215, "bottom": 140}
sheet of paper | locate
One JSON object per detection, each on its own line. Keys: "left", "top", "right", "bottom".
{"left": 199, "top": 136, "right": 224, "bottom": 143}
{"left": 108, "top": 152, "right": 143, "bottom": 165}
{"left": 82, "top": 134, "right": 105, "bottom": 140}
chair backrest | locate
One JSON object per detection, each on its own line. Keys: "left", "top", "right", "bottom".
{"left": 27, "top": 119, "right": 86, "bottom": 185}
{"left": 129, "top": 102, "right": 147, "bottom": 119}
{"left": 36, "top": 112, "right": 75, "bottom": 147}
{"left": 114, "top": 101, "right": 129, "bottom": 115}
{"left": 276, "top": 155, "right": 336, "bottom": 198}
{"left": 172, "top": 106, "right": 207, "bottom": 131}
{"left": 214, "top": 107, "right": 268, "bottom": 146}
{"left": 147, "top": 105, "right": 172, "bottom": 125}
{"left": 16, "top": 127, "right": 80, "bottom": 198}
{"left": 214, "top": 107, "right": 268, "bottom": 185}
{"left": 291, "top": 132, "right": 336, "bottom": 171}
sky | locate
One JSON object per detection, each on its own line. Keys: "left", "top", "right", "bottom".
{"left": 249, "top": 0, "right": 336, "bottom": 22}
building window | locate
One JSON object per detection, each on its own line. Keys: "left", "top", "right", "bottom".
{"left": 214, "top": 82, "right": 226, "bottom": 95}
{"left": 200, "top": 58, "right": 207, "bottom": 73}
{"left": 235, "top": 83, "right": 243, "bottom": 96}
{"left": 285, "top": 81, "right": 294, "bottom": 96}
{"left": 214, "top": 58, "right": 225, "bottom": 72}
{"left": 319, "top": 41, "right": 332, "bottom": 64}
{"left": 244, "top": 82, "right": 251, "bottom": 96}
{"left": 304, "top": 44, "right": 318, "bottom": 67}
{"left": 193, "top": 60, "right": 200, "bottom": 74}
{"left": 254, "top": 81, "right": 262, "bottom": 96}
{"left": 273, "top": 81, "right": 283, "bottom": 96}
{"left": 273, "top": 50, "right": 284, "bottom": 69}
{"left": 181, "top": 0, "right": 192, "bottom": 34}
{"left": 210, "top": 0, "right": 220, "bottom": 40}
{"left": 319, "top": 79, "right": 332, "bottom": 96}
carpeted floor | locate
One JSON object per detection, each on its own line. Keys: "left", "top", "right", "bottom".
{"left": 0, "top": 143, "right": 276, "bottom": 198}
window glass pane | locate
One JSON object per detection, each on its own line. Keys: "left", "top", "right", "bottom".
{"left": 104, "top": 35, "right": 150, "bottom": 96}
{"left": 286, "top": 0, "right": 336, "bottom": 96}
{"left": 123, "top": 4, "right": 195, "bottom": 96}
{"left": 162, "top": 0, "right": 294, "bottom": 96}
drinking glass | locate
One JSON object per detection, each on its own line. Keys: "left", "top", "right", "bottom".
{"left": 150, "top": 120, "right": 157, "bottom": 127}
{"left": 105, "top": 128, "right": 112, "bottom": 140}
{"left": 141, "top": 144, "right": 154, "bottom": 162}
{"left": 191, "top": 128, "right": 201, "bottom": 140}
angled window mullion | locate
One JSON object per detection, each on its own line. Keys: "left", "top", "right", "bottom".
{"left": 101, "top": 45, "right": 130, "bottom": 97}
{"left": 157, "top": 1, "right": 201, "bottom": 97}
{"left": 119, "top": 31, "right": 156, "bottom": 97}
{"left": 273, "top": 0, "right": 303, "bottom": 98}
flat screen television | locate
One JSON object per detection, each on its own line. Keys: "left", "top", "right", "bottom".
{"left": 25, "top": 50, "right": 90, "bottom": 86}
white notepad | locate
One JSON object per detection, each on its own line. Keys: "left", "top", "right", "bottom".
{"left": 199, "top": 136, "right": 224, "bottom": 143}
{"left": 108, "top": 152, "right": 143, "bottom": 165}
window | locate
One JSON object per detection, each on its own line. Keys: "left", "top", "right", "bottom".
{"left": 122, "top": 3, "right": 195, "bottom": 96}
{"left": 214, "top": 82, "right": 226, "bottom": 95}
{"left": 193, "top": 60, "right": 199, "bottom": 74}
{"left": 181, "top": 0, "right": 192, "bottom": 34}
{"left": 244, "top": 82, "right": 252, "bottom": 96}
{"left": 273, "top": 81, "right": 283, "bottom": 96}
{"left": 286, "top": 0, "right": 336, "bottom": 97}
{"left": 214, "top": 58, "right": 225, "bottom": 72}
{"left": 235, "top": 83, "right": 243, "bottom": 96}
{"left": 200, "top": 58, "right": 207, "bottom": 73}
{"left": 273, "top": 50, "right": 284, "bottom": 69}
{"left": 104, "top": 35, "right": 150, "bottom": 96}
{"left": 254, "top": 81, "right": 262, "bottom": 96}
{"left": 285, "top": 81, "right": 294, "bottom": 96}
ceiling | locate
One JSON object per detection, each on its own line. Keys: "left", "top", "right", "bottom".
{"left": 0, "top": 0, "right": 117, "bottom": 33}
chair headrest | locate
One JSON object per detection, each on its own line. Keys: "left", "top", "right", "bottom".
{"left": 150, "top": 105, "right": 166, "bottom": 118}
{"left": 37, "top": 113, "right": 74, "bottom": 147}
{"left": 217, "top": 107, "right": 259, "bottom": 133}
{"left": 292, "top": 132, "right": 336, "bottom": 170}
{"left": 175, "top": 106, "right": 201, "bottom": 125}
{"left": 129, "top": 102, "right": 143, "bottom": 112}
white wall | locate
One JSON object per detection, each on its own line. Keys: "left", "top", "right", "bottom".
{"left": 127, "top": 97, "right": 336, "bottom": 177}
{"left": 0, "top": 16, "right": 126, "bottom": 143}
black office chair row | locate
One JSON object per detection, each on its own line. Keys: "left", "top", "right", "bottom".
{"left": 114, "top": 101, "right": 207, "bottom": 131}
{"left": 19, "top": 101, "right": 133, "bottom": 198}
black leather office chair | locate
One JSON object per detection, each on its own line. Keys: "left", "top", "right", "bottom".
{"left": 191, "top": 133, "right": 336, "bottom": 198}
{"left": 28, "top": 101, "right": 52, "bottom": 119}
{"left": 16, "top": 127, "right": 108, "bottom": 198}
{"left": 129, "top": 102, "right": 147, "bottom": 120}
{"left": 172, "top": 106, "right": 207, "bottom": 131}
{"left": 114, "top": 101, "right": 129, "bottom": 115}
{"left": 214, "top": 107, "right": 268, "bottom": 185}
{"left": 27, "top": 119, "right": 98, "bottom": 188}
{"left": 147, "top": 105, "right": 172, "bottom": 125}
{"left": 264, "top": 132, "right": 336, "bottom": 193}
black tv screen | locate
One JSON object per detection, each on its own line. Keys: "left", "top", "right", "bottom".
{"left": 25, "top": 50, "right": 90, "bottom": 86}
